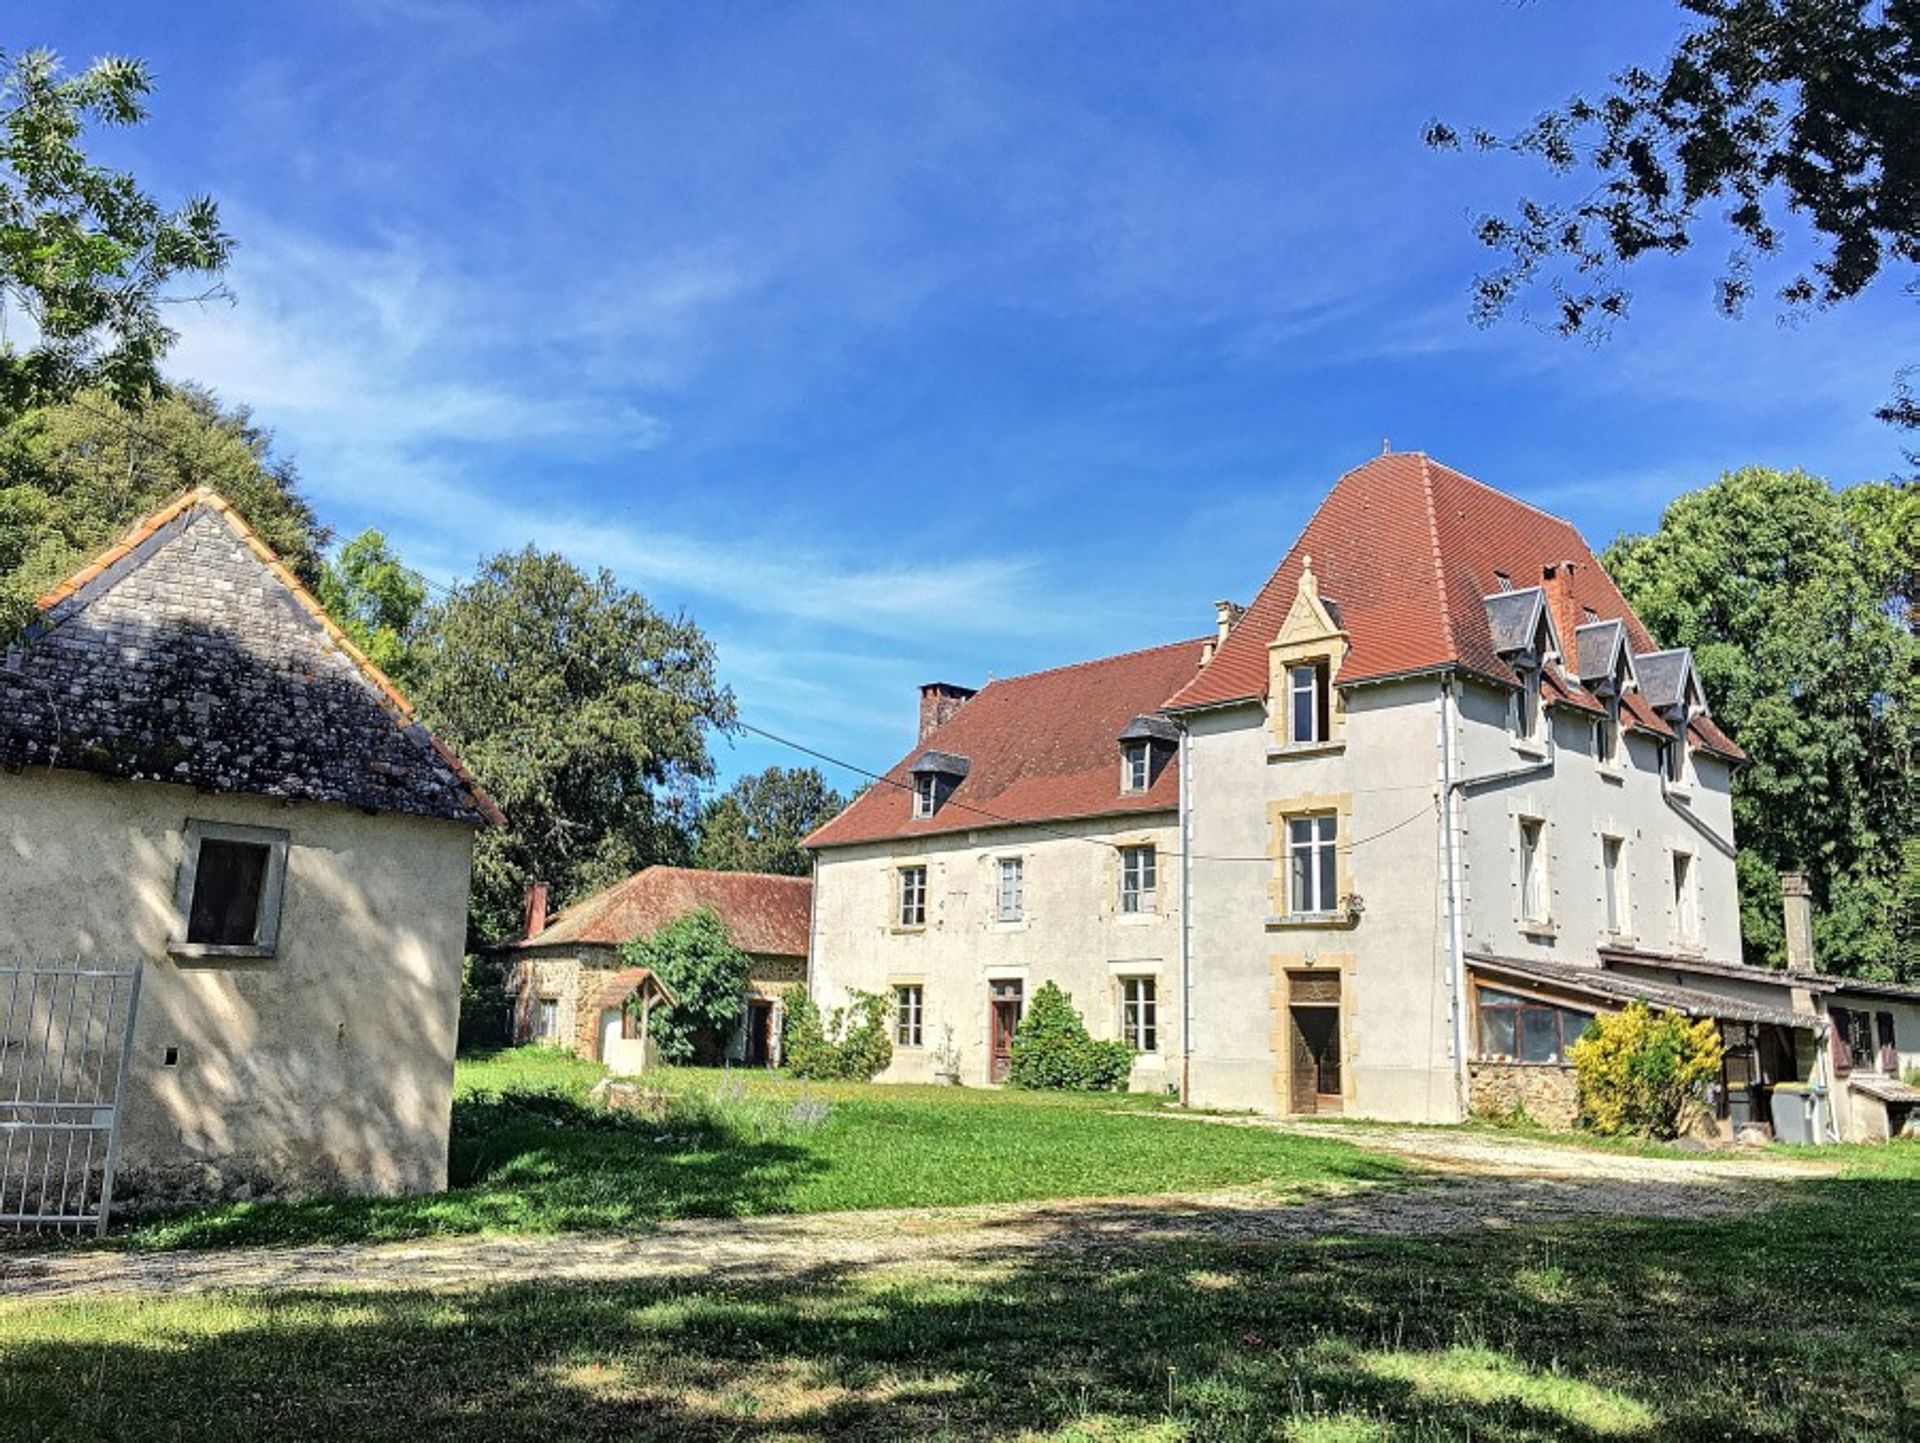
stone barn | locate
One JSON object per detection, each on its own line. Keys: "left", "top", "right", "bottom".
{"left": 498, "top": 866, "right": 811, "bottom": 1068}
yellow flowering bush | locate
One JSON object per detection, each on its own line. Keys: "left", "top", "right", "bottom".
{"left": 1569, "top": 1002, "right": 1724, "bottom": 1139}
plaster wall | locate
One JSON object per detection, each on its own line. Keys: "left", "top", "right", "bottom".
{"left": 810, "top": 812, "right": 1180, "bottom": 1091}
{"left": 0, "top": 768, "right": 473, "bottom": 1200}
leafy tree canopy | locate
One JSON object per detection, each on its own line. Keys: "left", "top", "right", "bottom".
{"left": 1603, "top": 466, "right": 1917, "bottom": 978}
{"left": 0, "top": 48, "right": 230, "bottom": 411}
{"left": 1428, "top": 2, "right": 1916, "bottom": 337}
{"left": 0, "top": 386, "right": 324, "bottom": 638}
{"left": 695, "top": 765, "right": 846, "bottom": 877}
{"left": 316, "top": 529, "right": 426, "bottom": 689}
{"left": 410, "top": 546, "right": 735, "bottom": 945}
{"left": 623, "top": 907, "right": 750, "bottom": 1065}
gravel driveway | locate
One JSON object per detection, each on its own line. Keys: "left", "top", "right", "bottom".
{"left": 0, "top": 1121, "right": 1834, "bottom": 1304}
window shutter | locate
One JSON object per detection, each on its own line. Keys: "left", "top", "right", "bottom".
{"left": 1876, "top": 1011, "right": 1898, "bottom": 1074}
{"left": 1830, "top": 1007, "right": 1853, "bottom": 1076}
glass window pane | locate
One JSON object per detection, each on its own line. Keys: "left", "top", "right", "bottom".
{"left": 1519, "top": 1006, "right": 1561, "bottom": 1062}
{"left": 1481, "top": 1006, "right": 1515, "bottom": 1057}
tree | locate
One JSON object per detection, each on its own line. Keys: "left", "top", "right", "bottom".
{"left": 0, "top": 48, "right": 230, "bottom": 411}
{"left": 410, "top": 547, "right": 735, "bottom": 945}
{"left": 316, "top": 529, "right": 426, "bottom": 688}
{"left": 623, "top": 907, "right": 751, "bottom": 1065}
{"left": 695, "top": 766, "right": 846, "bottom": 876}
{"left": 1007, "top": 982, "right": 1135, "bottom": 1092}
{"left": 1570, "top": 1003, "right": 1725, "bottom": 1139}
{"left": 1603, "top": 466, "right": 1917, "bottom": 978}
{"left": 1427, "top": 2, "right": 1914, "bottom": 430}
{"left": 0, "top": 385, "right": 325, "bottom": 637}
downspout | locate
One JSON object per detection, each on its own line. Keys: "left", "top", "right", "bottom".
{"left": 1177, "top": 718, "right": 1194, "bottom": 1109}
{"left": 1438, "top": 678, "right": 1471, "bottom": 1119}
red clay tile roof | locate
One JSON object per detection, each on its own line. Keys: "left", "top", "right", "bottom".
{"left": 1165, "top": 453, "right": 1742, "bottom": 761}
{"left": 512, "top": 866, "right": 812, "bottom": 957}
{"left": 805, "top": 637, "right": 1207, "bottom": 849}
{"left": 588, "top": 966, "right": 677, "bottom": 1011}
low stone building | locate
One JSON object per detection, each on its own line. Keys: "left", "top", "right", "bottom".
{"left": 0, "top": 489, "right": 499, "bottom": 1205}
{"left": 497, "top": 866, "right": 811, "bottom": 1068}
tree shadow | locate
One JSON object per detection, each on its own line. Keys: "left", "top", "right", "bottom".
{"left": 6, "top": 1174, "right": 1912, "bottom": 1440}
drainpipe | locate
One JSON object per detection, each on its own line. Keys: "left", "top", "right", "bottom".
{"left": 1438, "top": 679, "right": 1471, "bottom": 1119}
{"left": 1177, "top": 717, "right": 1194, "bottom": 1109}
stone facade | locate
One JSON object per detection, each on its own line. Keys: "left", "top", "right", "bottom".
{"left": 1468, "top": 1061, "right": 1580, "bottom": 1130}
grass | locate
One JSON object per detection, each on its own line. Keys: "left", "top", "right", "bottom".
{"left": 2, "top": 1142, "right": 1913, "bottom": 1440}
{"left": 103, "top": 1048, "right": 1403, "bottom": 1250}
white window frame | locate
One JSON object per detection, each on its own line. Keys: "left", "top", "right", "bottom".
{"left": 1602, "top": 835, "right": 1628, "bottom": 937}
{"left": 893, "top": 984, "right": 924, "bottom": 1048}
{"left": 897, "top": 865, "right": 927, "bottom": 927}
{"left": 1672, "top": 850, "right": 1699, "bottom": 945}
{"left": 1122, "top": 741, "right": 1151, "bottom": 794}
{"left": 996, "top": 856, "right": 1025, "bottom": 922}
{"left": 1119, "top": 976, "right": 1158, "bottom": 1053}
{"left": 534, "top": 997, "right": 561, "bottom": 1041}
{"left": 912, "top": 773, "right": 939, "bottom": 819}
{"left": 1288, "top": 660, "right": 1329, "bottom": 746}
{"left": 169, "top": 819, "right": 291, "bottom": 960}
{"left": 1519, "top": 817, "right": 1549, "bottom": 926}
{"left": 1287, "top": 813, "right": 1339, "bottom": 916}
{"left": 1119, "top": 845, "right": 1157, "bottom": 915}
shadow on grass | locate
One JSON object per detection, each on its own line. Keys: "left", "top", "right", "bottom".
{"left": 6, "top": 1175, "right": 1912, "bottom": 1441}
{"left": 112, "top": 1085, "right": 830, "bottom": 1251}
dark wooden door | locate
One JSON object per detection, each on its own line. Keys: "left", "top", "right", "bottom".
{"left": 1289, "top": 1005, "right": 1342, "bottom": 1114}
{"left": 744, "top": 1000, "right": 773, "bottom": 1067}
{"left": 989, "top": 980, "right": 1024, "bottom": 1083}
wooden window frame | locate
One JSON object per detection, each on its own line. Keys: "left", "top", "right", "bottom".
{"left": 1119, "top": 845, "right": 1157, "bottom": 915}
{"left": 897, "top": 865, "right": 928, "bottom": 928}
{"left": 1287, "top": 660, "right": 1331, "bottom": 747}
{"left": 169, "top": 819, "right": 291, "bottom": 960}
{"left": 996, "top": 856, "right": 1025, "bottom": 923}
{"left": 1519, "top": 816, "right": 1549, "bottom": 926}
{"left": 1475, "top": 986, "right": 1594, "bottom": 1065}
{"left": 893, "top": 984, "right": 924, "bottom": 1048}
{"left": 1287, "top": 813, "right": 1339, "bottom": 917}
{"left": 1120, "top": 975, "right": 1158, "bottom": 1053}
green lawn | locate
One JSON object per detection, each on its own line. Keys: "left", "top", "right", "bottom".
{"left": 2, "top": 1139, "right": 1913, "bottom": 1440}
{"left": 108, "top": 1048, "right": 1402, "bottom": 1250}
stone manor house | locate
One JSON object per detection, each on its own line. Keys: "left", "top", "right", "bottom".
{"left": 806, "top": 453, "right": 1918, "bottom": 1141}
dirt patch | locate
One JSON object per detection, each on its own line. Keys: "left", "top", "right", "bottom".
{"left": 1, "top": 1119, "right": 1828, "bottom": 1304}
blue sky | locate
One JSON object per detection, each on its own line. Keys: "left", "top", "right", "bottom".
{"left": 17, "top": 2, "right": 1912, "bottom": 792}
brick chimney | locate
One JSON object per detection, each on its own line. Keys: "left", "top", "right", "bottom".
{"left": 1540, "top": 560, "right": 1583, "bottom": 662}
{"left": 1780, "top": 872, "right": 1815, "bottom": 971}
{"left": 520, "top": 881, "right": 549, "bottom": 941}
{"left": 918, "top": 682, "right": 976, "bottom": 742}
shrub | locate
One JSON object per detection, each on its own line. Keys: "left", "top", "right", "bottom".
{"left": 623, "top": 907, "right": 751, "bottom": 1064}
{"left": 1008, "top": 982, "right": 1135, "bottom": 1092}
{"left": 1569, "top": 1002, "right": 1724, "bottom": 1139}
{"left": 783, "top": 990, "right": 894, "bottom": 1080}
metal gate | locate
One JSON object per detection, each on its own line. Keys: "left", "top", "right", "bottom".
{"left": 0, "top": 961, "right": 143, "bottom": 1235}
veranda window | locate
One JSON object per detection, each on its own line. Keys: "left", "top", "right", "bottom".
{"left": 1476, "top": 988, "right": 1593, "bottom": 1064}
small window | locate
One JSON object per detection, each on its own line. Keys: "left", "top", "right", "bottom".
{"left": 170, "top": 820, "right": 290, "bottom": 957}
{"left": 535, "top": 997, "right": 561, "bottom": 1041}
{"left": 1513, "top": 668, "right": 1542, "bottom": 743}
{"left": 1119, "top": 845, "right": 1157, "bottom": 915}
{"left": 1672, "top": 851, "right": 1699, "bottom": 943}
{"left": 996, "top": 857, "right": 1025, "bottom": 922}
{"left": 1288, "top": 661, "right": 1332, "bottom": 745}
{"left": 1602, "top": 836, "right": 1628, "bottom": 936}
{"left": 1596, "top": 701, "right": 1621, "bottom": 767}
{"left": 1476, "top": 988, "right": 1593, "bottom": 1064}
{"left": 1665, "top": 731, "right": 1690, "bottom": 784}
{"left": 1519, "top": 818, "right": 1548, "bottom": 924}
{"left": 898, "top": 866, "right": 927, "bottom": 927}
{"left": 1831, "top": 1005, "right": 1876, "bottom": 1076}
{"left": 1123, "top": 741, "right": 1151, "bottom": 794}
{"left": 1287, "top": 814, "right": 1339, "bottom": 915}
{"left": 913, "top": 773, "right": 939, "bottom": 819}
{"left": 1120, "top": 976, "right": 1157, "bottom": 1052}
{"left": 894, "top": 984, "right": 924, "bottom": 1048}
{"left": 1493, "top": 571, "right": 1513, "bottom": 592}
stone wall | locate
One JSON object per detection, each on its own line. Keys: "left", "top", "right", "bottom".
{"left": 1469, "top": 1060, "right": 1580, "bottom": 1130}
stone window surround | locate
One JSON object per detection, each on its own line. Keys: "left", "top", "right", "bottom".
{"left": 1506, "top": 797, "right": 1556, "bottom": 939}
{"left": 1265, "top": 792, "right": 1355, "bottom": 928}
{"left": 169, "top": 818, "right": 291, "bottom": 960}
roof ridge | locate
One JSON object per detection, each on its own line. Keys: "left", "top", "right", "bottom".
{"left": 645, "top": 864, "right": 812, "bottom": 885}
{"left": 32, "top": 486, "right": 504, "bottom": 828}
{"left": 974, "top": 632, "right": 1211, "bottom": 691}
{"left": 1423, "top": 454, "right": 1580, "bottom": 533}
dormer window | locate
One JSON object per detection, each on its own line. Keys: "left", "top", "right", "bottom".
{"left": 1116, "top": 716, "right": 1176, "bottom": 794}
{"left": 1288, "top": 660, "right": 1331, "bottom": 745}
{"left": 1484, "top": 586, "right": 1561, "bottom": 749}
{"left": 907, "top": 750, "right": 970, "bottom": 819}
{"left": 1633, "top": 648, "right": 1707, "bottom": 787}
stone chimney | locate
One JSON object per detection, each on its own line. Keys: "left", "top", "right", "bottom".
{"left": 1213, "top": 599, "right": 1244, "bottom": 645}
{"left": 521, "top": 881, "right": 549, "bottom": 941}
{"left": 918, "top": 682, "right": 976, "bottom": 742}
{"left": 1780, "top": 872, "right": 1815, "bottom": 972}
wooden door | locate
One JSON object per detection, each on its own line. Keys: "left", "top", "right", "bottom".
{"left": 744, "top": 1000, "right": 773, "bottom": 1067}
{"left": 989, "top": 980, "right": 1024, "bottom": 1083}
{"left": 1287, "top": 972, "right": 1343, "bottom": 1115}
